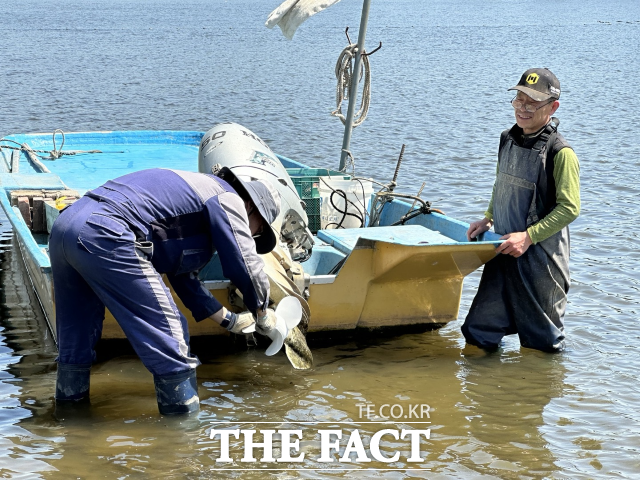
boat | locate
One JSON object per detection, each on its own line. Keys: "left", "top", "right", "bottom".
{"left": 0, "top": 127, "right": 501, "bottom": 342}
{"left": 0, "top": 0, "right": 504, "bottom": 345}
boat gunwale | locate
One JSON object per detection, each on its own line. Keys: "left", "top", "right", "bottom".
{"left": 2, "top": 130, "right": 205, "bottom": 148}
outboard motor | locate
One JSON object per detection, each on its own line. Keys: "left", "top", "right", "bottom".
{"left": 198, "top": 122, "right": 314, "bottom": 261}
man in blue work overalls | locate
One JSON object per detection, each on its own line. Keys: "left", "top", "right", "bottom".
{"left": 50, "top": 167, "right": 281, "bottom": 414}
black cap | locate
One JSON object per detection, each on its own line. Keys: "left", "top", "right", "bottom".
{"left": 217, "top": 167, "right": 281, "bottom": 254}
{"left": 508, "top": 68, "right": 561, "bottom": 101}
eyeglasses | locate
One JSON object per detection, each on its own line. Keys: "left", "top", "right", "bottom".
{"left": 511, "top": 96, "right": 554, "bottom": 113}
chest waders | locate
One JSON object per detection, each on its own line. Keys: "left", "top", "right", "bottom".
{"left": 462, "top": 122, "right": 571, "bottom": 352}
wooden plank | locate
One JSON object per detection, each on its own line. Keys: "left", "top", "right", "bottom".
{"left": 22, "top": 144, "right": 51, "bottom": 174}
{"left": 0, "top": 150, "right": 10, "bottom": 173}
{"left": 17, "top": 196, "right": 31, "bottom": 229}
{"left": 44, "top": 200, "right": 60, "bottom": 234}
{"left": 32, "top": 197, "right": 45, "bottom": 233}
{"left": 10, "top": 189, "right": 79, "bottom": 203}
{"left": 11, "top": 150, "right": 20, "bottom": 173}
{"left": 0, "top": 173, "right": 68, "bottom": 191}
{"left": 45, "top": 197, "right": 79, "bottom": 233}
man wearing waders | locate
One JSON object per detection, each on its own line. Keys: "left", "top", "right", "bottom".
{"left": 50, "top": 167, "right": 281, "bottom": 414}
{"left": 462, "top": 68, "right": 580, "bottom": 352}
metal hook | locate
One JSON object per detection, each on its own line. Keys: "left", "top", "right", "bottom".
{"left": 362, "top": 41, "right": 382, "bottom": 57}
{"left": 344, "top": 27, "right": 381, "bottom": 56}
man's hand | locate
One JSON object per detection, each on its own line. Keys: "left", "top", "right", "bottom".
{"left": 255, "top": 308, "right": 277, "bottom": 336}
{"left": 467, "top": 217, "right": 493, "bottom": 241}
{"left": 207, "top": 307, "right": 255, "bottom": 334}
{"left": 496, "top": 231, "right": 532, "bottom": 258}
{"left": 229, "top": 311, "right": 256, "bottom": 334}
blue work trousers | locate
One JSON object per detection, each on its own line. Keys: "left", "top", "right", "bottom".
{"left": 49, "top": 197, "right": 200, "bottom": 375}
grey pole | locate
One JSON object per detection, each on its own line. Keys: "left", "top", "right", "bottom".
{"left": 338, "top": 0, "right": 372, "bottom": 172}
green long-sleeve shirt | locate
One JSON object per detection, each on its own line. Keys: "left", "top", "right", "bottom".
{"left": 484, "top": 147, "right": 581, "bottom": 244}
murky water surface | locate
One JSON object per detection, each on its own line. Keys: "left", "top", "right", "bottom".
{"left": 1, "top": 0, "right": 639, "bottom": 477}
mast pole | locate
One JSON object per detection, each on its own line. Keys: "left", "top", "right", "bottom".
{"left": 338, "top": 0, "right": 372, "bottom": 171}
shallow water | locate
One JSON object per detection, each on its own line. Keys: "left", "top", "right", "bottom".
{"left": 1, "top": 0, "right": 640, "bottom": 477}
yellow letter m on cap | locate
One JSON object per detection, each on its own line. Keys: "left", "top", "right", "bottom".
{"left": 526, "top": 73, "right": 539, "bottom": 84}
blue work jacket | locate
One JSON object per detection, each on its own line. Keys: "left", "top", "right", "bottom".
{"left": 85, "top": 168, "right": 270, "bottom": 319}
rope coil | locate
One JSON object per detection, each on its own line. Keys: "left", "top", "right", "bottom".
{"left": 331, "top": 43, "right": 371, "bottom": 128}
{"left": 339, "top": 149, "right": 356, "bottom": 175}
{"left": 50, "top": 129, "right": 65, "bottom": 159}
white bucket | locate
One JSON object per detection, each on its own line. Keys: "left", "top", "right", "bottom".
{"left": 319, "top": 178, "right": 373, "bottom": 229}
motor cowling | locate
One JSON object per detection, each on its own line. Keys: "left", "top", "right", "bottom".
{"left": 198, "top": 122, "right": 314, "bottom": 261}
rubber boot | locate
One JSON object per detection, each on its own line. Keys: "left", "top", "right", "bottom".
{"left": 55, "top": 363, "right": 91, "bottom": 402}
{"left": 154, "top": 369, "right": 199, "bottom": 415}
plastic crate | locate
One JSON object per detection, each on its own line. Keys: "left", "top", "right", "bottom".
{"left": 287, "top": 169, "right": 350, "bottom": 198}
{"left": 286, "top": 168, "right": 350, "bottom": 233}
{"left": 303, "top": 198, "right": 322, "bottom": 232}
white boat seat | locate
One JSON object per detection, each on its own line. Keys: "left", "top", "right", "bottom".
{"left": 317, "top": 225, "right": 454, "bottom": 255}
{"left": 0, "top": 173, "right": 67, "bottom": 190}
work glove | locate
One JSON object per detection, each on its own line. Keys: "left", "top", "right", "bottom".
{"left": 256, "top": 308, "right": 278, "bottom": 336}
{"left": 224, "top": 311, "right": 256, "bottom": 334}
